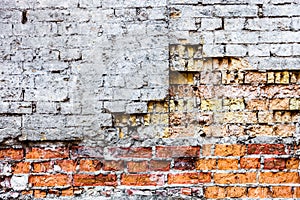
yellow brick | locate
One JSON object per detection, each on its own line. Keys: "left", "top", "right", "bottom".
{"left": 147, "top": 102, "right": 154, "bottom": 112}
{"left": 187, "top": 73, "right": 194, "bottom": 84}
{"left": 212, "top": 58, "right": 228, "bottom": 70}
{"left": 170, "top": 72, "right": 188, "bottom": 84}
{"left": 201, "top": 99, "right": 222, "bottom": 111}
{"left": 275, "top": 71, "right": 289, "bottom": 84}
{"left": 169, "top": 100, "right": 176, "bottom": 112}
{"left": 223, "top": 98, "right": 245, "bottom": 111}
{"left": 150, "top": 114, "right": 160, "bottom": 124}
{"left": 187, "top": 46, "right": 195, "bottom": 58}
{"left": 267, "top": 72, "right": 275, "bottom": 83}
{"left": 144, "top": 114, "right": 150, "bottom": 126}
{"left": 161, "top": 114, "right": 169, "bottom": 125}
{"left": 186, "top": 99, "right": 195, "bottom": 112}
{"left": 129, "top": 115, "right": 136, "bottom": 126}
{"left": 176, "top": 99, "right": 185, "bottom": 112}
{"left": 218, "top": 112, "right": 257, "bottom": 124}
{"left": 290, "top": 98, "right": 300, "bottom": 110}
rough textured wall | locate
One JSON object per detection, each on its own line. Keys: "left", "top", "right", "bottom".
{"left": 0, "top": 0, "right": 300, "bottom": 199}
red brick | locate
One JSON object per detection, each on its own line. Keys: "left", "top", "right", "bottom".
{"left": 214, "top": 173, "right": 256, "bottom": 184}
{"left": 34, "top": 190, "right": 46, "bottom": 198}
{"left": 294, "top": 187, "right": 300, "bottom": 198}
{"left": 127, "top": 161, "right": 148, "bottom": 173}
{"left": 29, "top": 174, "right": 71, "bottom": 187}
{"left": 0, "top": 149, "right": 23, "bottom": 160}
{"left": 218, "top": 159, "right": 238, "bottom": 170}
{"left": 168, "top": 172, "right": 211, "bottom": 184}
{"left": 102, "top": 160, "right": 124, "bottom": 171}
{"left": 227, "top": 187, "right": 246, "bottom": 198}
{"left": 61, "top": 188, "right": 73, "bottom": 196}
{"left": 56, "top": 160, "right": 77, "bottom": 172}
{"left": 174, "top": 158, "right": 196, "bottom": 170}
{"left": 272, "top": 186, "right": 292, "bottom": 198}
{"left": 32, "top": 161, "right": 53, "bottom": 173}
{"left": 156, "top": 146, "right": 200, "bottom": 158}
{"left": 247, "top": 144, "right": 286, "bottom": 154}
{"left": 149, "top": 160, "right": 170, "bottom": 171}
{"left": 205, "top": 187, "right": 226, "bottom": 199}
{"left": 12, "top": 162, "right": 30, "bottom": 174}
{"left": 215, "top": 144, "right": 246, "bottom": 156}
{"left": 240, "top": 158, "right": 260, "bottom": 169}
{"left": 79, "top": 159, "right": 102, "bottom": 172}
{"left": 121, "top": 174, "right": 164, "bottom": 186}
{"left": 108, "top": 147, "right": 152, "bottom": 158}
{"left": 259, "top": 172, "right": 299, "bottom": 184}
{"left": 26, "top": 147, "right": 69, "bottom": 159}
{"left": 73, "top": 174, "right": 117, "bottom": 186}
{"left": 264, "top": 158, "right": 285, "bottom": 170}
{"left": 195, "top": 159, "right": 216, "bottom": 170}
{"left": 248, "top": 187, "right": 270, "bottom": 198}
{"left": 71, "top": 146, "right": 104, "bottom": 158}
{"left": 286, "top": 157, "right": 299, "bottom": 169}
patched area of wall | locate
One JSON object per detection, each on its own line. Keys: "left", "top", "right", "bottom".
{"left": 168, "top": 44, "right": 300, "bottom": 138}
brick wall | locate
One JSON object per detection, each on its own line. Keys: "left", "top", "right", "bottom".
{"left": 0, "top": 0, "right": 300, "bottom": 199}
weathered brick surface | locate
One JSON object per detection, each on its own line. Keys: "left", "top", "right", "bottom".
{"left": 1, "top": 0, "right": 300, "bottom": 199}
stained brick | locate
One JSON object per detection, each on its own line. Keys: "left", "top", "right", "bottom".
{"left": 247, "top": 144, "right": 286, "bottom": 154}
{"left": 149, "top": 160, "right": 170, "bottom": 171}
{"left": 71, "top": 146, "right": 104, "bottom": 158}
{"left": 264, "top": 158, "right": 285, "bottom": 170}
{"left": 127, "top": 161, "right": 148, "bottom": 172}
{"left": 102, "top": 160, "right": 124, "bottom": 171}
{"left": 108, "top": 147, "right": 152, "bottom": 158}
{"left": 156, "top": 146, "right": 200, "bottom": 158}
{"left": 173, "top": 158, "right": 196, "bottom": 170}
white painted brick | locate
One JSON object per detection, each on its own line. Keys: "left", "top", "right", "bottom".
{"left": 214, "top": 5, "right": 258, "bottom": 17}
{"left": 126, "top": 102, "right": 148, "bottom": 114}
{"left": 248, "top": 44, "right": 270, "bottom": 57}
{"left": 226, "top": 45, "right": 248, "bottom": 57}
{"left": 245, "top": 18, "right": 291, "bottom": 31}
{"left": 203, "top": 44, "right": 225, "bottom": 57}
{"left": 224, "top": 18, "right": 246, "bottom": 30}
{"left": 263, "top": 5, "right": 300, "bottom": 17}
{"left": 270, "top": 44, "right": 293, "bottom": 57}
{"left": 200, "top": 18, "right": 222, "bottom": 31}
